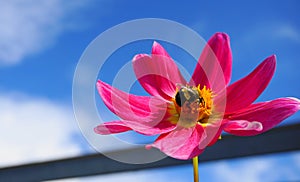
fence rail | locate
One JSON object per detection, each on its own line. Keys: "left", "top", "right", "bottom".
{"left": 1, "top": 123, "right": 300, "bottom": 181}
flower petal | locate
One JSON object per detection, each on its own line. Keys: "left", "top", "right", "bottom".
{"left": 124, "top": 119, "right": 176, "bottom": 135}
{"left": 152, "top": 41, "right": 171, "bottom": 58}
{"left": 224, "top": 97, "right": 300, "bottom": 136}
{"left": 94, "top": 121, "right": 132, "bottom": 135}
{"left": 97, "top": 80, "right": 176, "bottom": 135}
{"left": 217, "top": 55, "right": 276, "bottom": 113}
{"left": 146, "top": 125, "right": 205, "bottom": 160}
{"left": 190, "top": 33, "right": 232, "bottom": 90}
{"left": 206, "top": 123, "right": 225, "bottom": 147}
{"left": 95, "top": 119, "right": 176, "bottom": 135}
{"left": 223, "top": 120, "right": 263, "bottom": 134}
{"left": 97, "top": 80, "right": 164, "bottom": 119}
{"left": 132, "top": 42, "right": 187, "bottom": 100}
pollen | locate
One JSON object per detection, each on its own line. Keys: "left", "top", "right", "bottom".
{"left": 171, "top": 85, "right": 214, "bottom": 128}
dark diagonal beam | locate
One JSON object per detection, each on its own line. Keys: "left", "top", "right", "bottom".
{"left": 1, "top": 123, "right": 300, "bottom": 181}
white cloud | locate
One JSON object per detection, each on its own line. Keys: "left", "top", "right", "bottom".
{"left": 0, "top": 92, "right": 83, "bottom": 167}
{"left": 208, "top": 153, "right": 300, "bottom": 182}
{"left": 274, "top": 25, "right": 300, "bottom": 43}
{"left": 238, "top": 22, "right": 300, "bottom": 45}
{"left": 0, "top": 91, "right": 150, "bottom": 168}
{"left": 293, "top": 152, "right": 300, "bottom": 169}
{"left": 0, "top": 0, "right": 88, "bottom": 65}
{"left": 211, "top": 159, "right": 272, "bottom": 182}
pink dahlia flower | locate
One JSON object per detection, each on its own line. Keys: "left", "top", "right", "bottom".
{"left": 94, "top": 33, "right": 300, "bottom": 160}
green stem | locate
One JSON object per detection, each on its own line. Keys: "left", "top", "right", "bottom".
{"left": 193, "top": 156, "right": 199, "bottom": 182}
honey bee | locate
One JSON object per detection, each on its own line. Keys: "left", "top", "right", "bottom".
{"left": 175, "top": 86, "right": 204, "bottom": 107}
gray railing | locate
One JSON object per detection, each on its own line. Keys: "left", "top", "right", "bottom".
{"left": 1, "top": 123, "right": 300, "bottom": 181}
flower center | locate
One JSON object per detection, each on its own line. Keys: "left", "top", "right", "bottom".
{"left": 173, "top": 85, "right": 213, "bottom": 127}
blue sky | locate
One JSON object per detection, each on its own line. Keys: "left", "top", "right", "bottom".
{"left": 0, "top": 0, "right": 300, "bottom": 181}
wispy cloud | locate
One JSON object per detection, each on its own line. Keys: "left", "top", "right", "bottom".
{"left": 0, "top": 91, "right": 145, "bottom": 167}
{"left": 208, "top": 153, "right": 300, "bottom": 182}
{"left": 273, "top": 24, "right": 300, "bottom": 43}
{"left": 0, "top": 0, "right": 89, "bottom": 65}
{"left": 211, "top": 159, "right": 272, "bottom": 182}
{"left": 237, "top": 22, "right": 300, "bottom": 46}
{"left": 0, "top": 92, "right": 83, "bottom": 167}
{"left": 293, "top": 152, "right": 300, "bottom": 169}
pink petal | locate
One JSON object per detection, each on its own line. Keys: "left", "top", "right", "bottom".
{"left": 94, "top": 121, "right": 132, "bottom": 135}
{"left": 223, "top": 120, "right": 263, "bottom": 134}
{"left": 190, "top": 33, "right": 232, "bottom": 92}
{"left": 132, "top": 42, "right": 187, "bottom": 100}
{"left": 224, "top": 97, "right": 300, "bottom": 136}
{"left": 207, "top": 123, "right": 225, "bottom": 147}
{"left": 95, "top": 119, "right": 176, "bottom": 136}
{"left": 97, "top": 80, "right": 176, "bottom": 135}
{"left": 152, "top": 41, "right": 171, "bottom": 58}
{"left": 146, "top": 125, "right": 205, "bottom": 160}
{"left": 97, "top": 80, "right": 165, "bottom": 119}
{"left": 217, "top": 55, "right": 276, "bottom": 113}
{"left": 123, "top": 119, "right": 176, "bottom": 135}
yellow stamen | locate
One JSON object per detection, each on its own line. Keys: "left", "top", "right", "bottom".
{"left": 170, "top": 85, "right": 214, "bottom": 128}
